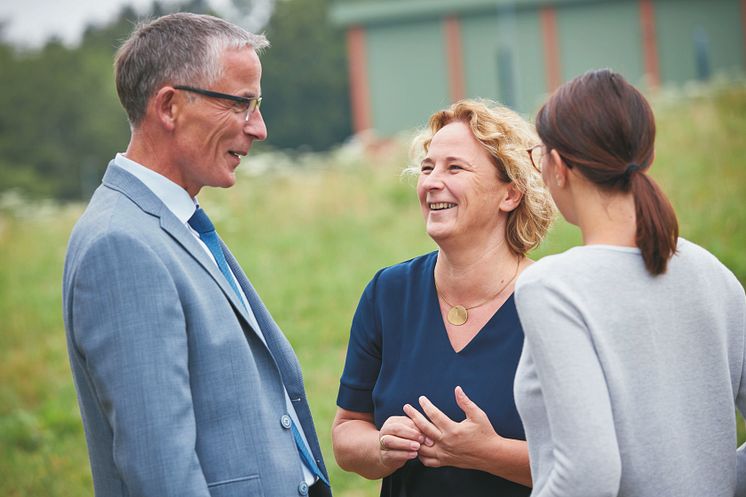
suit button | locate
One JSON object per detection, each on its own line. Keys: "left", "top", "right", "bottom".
{"left": 298, "top": 481, "right": 309, "bottom": 495}
{"left": 280, "top": 414, "right": 292, "bottom": 429}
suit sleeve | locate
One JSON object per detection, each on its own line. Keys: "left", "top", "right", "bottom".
{"left": 515, "top": 278, "right": 621, "bottom": 497}
{"left": 70, "top": 231, "right": 210, "bottom": 497}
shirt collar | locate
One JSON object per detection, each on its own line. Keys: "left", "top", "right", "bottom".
{"left": 114, "top": 153, "right": 197, "bottom": 223}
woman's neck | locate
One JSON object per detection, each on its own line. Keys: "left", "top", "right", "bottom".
{"left": 575, "top": 184, "right": 637, "bottom": 247}
{"left": 434, "top": 240, "right": 521, "bottom": 301}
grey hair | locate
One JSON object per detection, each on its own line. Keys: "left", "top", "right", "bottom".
{"left": 115, "top": 12, "right": 269, "bottom": 127}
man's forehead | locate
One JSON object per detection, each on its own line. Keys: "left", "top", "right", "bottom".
{"left": 218, "top": 47, "right": 262, "bottom": 86}
{"left": 220, "top": 46, "right": 260, "bottom": 62}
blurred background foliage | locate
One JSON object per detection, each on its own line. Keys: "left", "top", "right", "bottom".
{"left": 0, "top": 1, "right": 744, "bottom": 496}
{"left": 0, "top": 0, "right": 351, "bottom": 200}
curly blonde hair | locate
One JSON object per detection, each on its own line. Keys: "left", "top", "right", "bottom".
{"left": 410, "top": 99, "right": 555, "bottom": 256}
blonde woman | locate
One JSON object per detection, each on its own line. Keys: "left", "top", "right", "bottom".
{"left": 332, "top": 100, "right": 554, "bottom": 496}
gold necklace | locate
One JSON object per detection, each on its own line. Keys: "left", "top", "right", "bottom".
{"left": 435, "top": 258, "right": 521, "bottom": 326}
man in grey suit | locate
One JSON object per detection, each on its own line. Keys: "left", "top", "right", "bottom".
{"left": 62, "top": 13, "right": 331, "bottom": 497}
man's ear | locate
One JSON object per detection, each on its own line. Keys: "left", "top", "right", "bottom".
{"left": 152, "top": 86, "right": 178, "bottom": 131}
{"left": 499, "top": 181, "right": 523, "bottom": 213}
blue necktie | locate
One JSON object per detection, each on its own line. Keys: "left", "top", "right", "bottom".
{"left": 187, "top": 207, "right": 243, "bottom": 302}
{"left": 291, "top": 421, "right": 330, "bottom": 487}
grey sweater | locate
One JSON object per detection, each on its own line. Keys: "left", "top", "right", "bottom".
{"left": 514, "top": 239, "right": 745, "bottom": 497}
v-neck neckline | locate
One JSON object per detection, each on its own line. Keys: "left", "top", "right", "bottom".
{"left": 427, "top": 254, "right": 515, "bottom": 354}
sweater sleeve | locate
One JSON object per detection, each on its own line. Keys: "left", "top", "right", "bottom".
{"left": 736, "top": 294, "right": 746, "bottom": 497}
{"left": 515, "top": 277, "right": 621, "bottom": 497}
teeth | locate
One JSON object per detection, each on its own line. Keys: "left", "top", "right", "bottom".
{"left": 229, "top": 151, "right": 242, "bottom": 158}
{"left": 429, "top": 202, "right": 456, "bottom": 211}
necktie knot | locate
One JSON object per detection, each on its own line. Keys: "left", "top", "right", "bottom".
{"left": 188, "top": 207, "right": 215, "bottom": 235}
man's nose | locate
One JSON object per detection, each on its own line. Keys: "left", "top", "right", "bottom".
{"left": 245, "top": 109, "right": 267, "bottom": 141}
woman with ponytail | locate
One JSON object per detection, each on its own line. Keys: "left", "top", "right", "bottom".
{"left": 513, "top": 69, "right": 745, "bottom": 497}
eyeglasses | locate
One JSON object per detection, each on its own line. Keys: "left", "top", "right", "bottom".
{"left": 527, "top": 144, "right": 545, "bottom": 172}
{"left": 174, "top": 85, "right": 262, "bottom": 122}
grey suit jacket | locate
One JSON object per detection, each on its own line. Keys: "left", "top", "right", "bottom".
{"left": 62, "top": 162, "right": 331, "bottom": 497}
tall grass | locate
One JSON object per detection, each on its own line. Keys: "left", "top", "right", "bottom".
{"left": 1, "top": 84, "right": 744, "bottom": 497}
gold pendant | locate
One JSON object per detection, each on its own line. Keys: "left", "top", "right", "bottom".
{"left": 447, "top": 305, "right": 468, "bottom": 326}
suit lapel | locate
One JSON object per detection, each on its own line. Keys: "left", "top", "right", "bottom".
{"left": 222, "top": 243, "right": 304, "bottom": 391}
{"left": 161, "top": 215, "right": 253, "bottom": 324}
{"left": 101, "top": 162, "right": 252, "bottom": 326}
{"left": 224, "top": 244, "right": 329, "bottom": 478}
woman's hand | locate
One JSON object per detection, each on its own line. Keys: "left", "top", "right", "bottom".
{"left": 377, "top": 415, "right": 426, "bottom": 470}
{"left": 332, "top": 408, "right": 428, "bottom": 480}
{"left": 403, "top": 386, "right": 501, "bottom": 470}
{"left": 403, "top": 386, "right": 532, "bottom": 487}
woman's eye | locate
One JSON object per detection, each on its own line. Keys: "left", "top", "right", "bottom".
{"left": 420, "top": 166, "right": 433, "bottom": 174}
{"left": 449, "top": 164, "right": 463, "bottom": 171}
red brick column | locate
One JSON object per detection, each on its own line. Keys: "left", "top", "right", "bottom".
{"left": 741, "top": 0, "right": 746, "bottom": 69}
{"left": 639, "top": 0, "right": 661, "bottom": 88}
{"left": 540, "top": 6, "right": 562, "bottom": 93}
{"left": 347, "top": 26, "right": 372, "bottom": 134}
{"left": 444, "top": 16, "right": 466, "bottom": 102}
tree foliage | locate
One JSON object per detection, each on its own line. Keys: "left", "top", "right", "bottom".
{"left": 0, "top": 23, "right": 130, "bottom": 199}
{"left": 260, "top": 0, "right": 351, "bottom": 151}
{"left": 0, "top": 0, "right": 351, "bottom": 200}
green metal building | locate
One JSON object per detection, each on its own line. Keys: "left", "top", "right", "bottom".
{"left": 331, "top": 0, "right": 746, "bottom": 136}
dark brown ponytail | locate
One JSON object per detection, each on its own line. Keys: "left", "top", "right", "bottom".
{"left": 629, "top": 173, "right": 678, "bottom": 274}
{"left": 535, "top": 69, "right": 678, "bottom": 275}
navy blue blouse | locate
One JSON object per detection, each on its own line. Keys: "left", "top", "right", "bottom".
{"left": 337, "top": 251, "right": 531, "bottom": 497}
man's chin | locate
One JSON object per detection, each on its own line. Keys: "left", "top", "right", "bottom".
{"left": 213, "top": 171, "right": 238, "bottom": 189}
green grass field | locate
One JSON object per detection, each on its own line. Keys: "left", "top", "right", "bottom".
{"left": 1, "top": 84, "right": 745, "bottom": 497}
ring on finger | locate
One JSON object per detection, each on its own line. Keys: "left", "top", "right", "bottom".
{"left": 379, "top": 434, "right": 387, "bottom": 451}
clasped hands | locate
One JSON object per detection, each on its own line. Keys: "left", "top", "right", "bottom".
{"left": 377, "top": 386, "right": 501, "bottom": 471}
